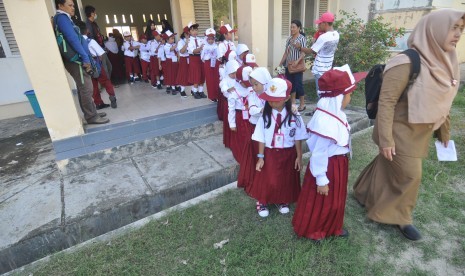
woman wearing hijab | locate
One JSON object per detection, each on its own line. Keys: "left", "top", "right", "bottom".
{"left": 353, "top": 9, "right": 464, "bottom": 241}
{"left": 105, "top": 33, "right": 124, "bottom": 81}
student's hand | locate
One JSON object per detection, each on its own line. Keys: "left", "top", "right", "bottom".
{"left": 256, "top": 158, "right": 264, "bottom": 172}
{"left": 317, "top": 185, "right": 329, "bottom": 196}
{"left": 227, "top": 87, "right": 235, "bottom": 92}
{"left": 230, "top": 127, "right": 237, "bottom": 132}
{"left": 441, "top": 140, "right": 449, "bottom": 148}
{"left": 129, "top": 46, "right": 134, "bottom": 51}
{"left": 295, "top": 157, "right": 302, "bottom": 171}
{"left": 291, "top": 104, "right": 298, "bottom": 113}
{"left": 381, "top": 146, "right": 396, "bottom": 161}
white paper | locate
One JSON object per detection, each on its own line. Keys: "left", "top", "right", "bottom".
{"left": 435, "top": 140, "right": 457, "bottom": 161}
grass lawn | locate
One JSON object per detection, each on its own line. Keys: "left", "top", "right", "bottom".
{"left": 25, "top": 87, "right": 465, "bottom": 275}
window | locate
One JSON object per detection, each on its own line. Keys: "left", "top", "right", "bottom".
{"left": 194, "top": 0, "right": 212, "bottom": 35}
{"left": 282, "top": 0, "right": 290, "bottom": 36}
{"left": 0, "top": 0, "right": 20, "bottom": 57}
{"left": 212, "top": 0, "right": 237, "bottom": 39}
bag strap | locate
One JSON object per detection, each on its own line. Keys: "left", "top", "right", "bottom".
{"left": 402, "top": 48, "right": 421, "bottom": 83}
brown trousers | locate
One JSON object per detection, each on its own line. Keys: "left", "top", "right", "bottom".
{"left": 64, "top": 61, "right": 98, "bottom": 122}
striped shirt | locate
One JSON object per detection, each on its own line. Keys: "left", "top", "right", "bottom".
{"left": 311, "top": 31, "right": 340, "bottom": 75}
{"left": 285, "top": 34, "right": 307, "bottom": 66}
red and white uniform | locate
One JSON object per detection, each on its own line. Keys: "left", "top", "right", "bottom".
{"left": 187, "top": 36, "right": 205, "bottom": 84}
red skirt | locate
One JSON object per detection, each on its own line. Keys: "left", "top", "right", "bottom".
{"left": 222, "top": 96, "right": 231, "bottom": 148}
{"left": 292, "top": 155, "right": 348, "bottom": 240}
{"left": 150, "top": 56, "right": 161, "bottom": 83}
{"left": 164, "top": 59, "right": 178, "bottom": 86}
{"left": 204, "top": 61, "right": 220, "bottom": 101}
{"left": 176, "top": 56, "right": 190, "bottom": 86}
{"left": 249, "top": 147, "right": 301, "bottom": 204}
{"left": 188, "top": 55, "right": 205, "bottom": 85}
{"left": 229, "top": 110, "right": 252, "bottom": 163}
{"left": 107, "top": 51, "right": 124, "bottom": 79}
{"left": 238, "top": 124, "right": 257, "bottom": 190}
{"left": 217, "top": 93, "right": 226, "bottom": 121}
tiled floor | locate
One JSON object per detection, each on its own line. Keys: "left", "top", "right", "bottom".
{"left": 81, "top": 82, "right": 213, "bottom": 131}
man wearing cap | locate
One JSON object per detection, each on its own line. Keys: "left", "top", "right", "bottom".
{"left": 298, "top": 12, "right": 340, "bottom": 98}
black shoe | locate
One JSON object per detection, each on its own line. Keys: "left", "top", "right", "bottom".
{"left": 210, "top": 99, "right": 218, "bottom": 103}
{"left": 144, "top": 79, "right": 149, "bottom": 83}
{"left": 171, "top": 89, "right": 178, "bottom": 95}
{"left": 166, "top": 87, "right": 171, "bottom": 94}
{"left": 193, "top": 92, "right": 201, "bottom": 99}
{"left": 157, "top": 83, "right": 162, "bottom": 90}
{"left": 96, "top": 103, "right": 110, "bottom": 110}
{"left": 109, "top": 96, "right": 117, "bottom": 108}
{"left": 304, "top": 110, "right": 315, "bottom": 116}
{"left": 198, "top": 92, "right": 207, "bottom": 98}
{"left": 180, "top": 91, "right": 187, "bottom": 98}
{"left": 398, "top": 225, "right": 422, "bottom": 241}
{"left": 337, "top": 229, "right": 349, "bottom": 238}
{"left": 160, "top": 79, "right": 164, "bottom": 85}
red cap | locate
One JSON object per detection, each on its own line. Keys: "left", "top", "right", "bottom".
{"left": 152, "top": 30, "right": 160, "bottom": 37}
{"left": 317, "top": 65, "right": 368, "bottom": 97}
{"left": 315, "top": 12, "right": 335, "bottom": 24}
{"left": 219, "top": 24, "right": 237, "bottom": 35}
{"left": 183, "top": 26, "right": 189, "bottom": 34}
{"left": 139, "top": 34, "right": 147, "bottom": 41}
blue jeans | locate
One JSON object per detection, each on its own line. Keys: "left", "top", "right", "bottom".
{"left": 285, "top": 68, "right": 304, "bottom": 97}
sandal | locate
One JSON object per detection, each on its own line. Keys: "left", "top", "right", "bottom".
{"left": 297, "top": 106, "right": 306, "bottom": 112}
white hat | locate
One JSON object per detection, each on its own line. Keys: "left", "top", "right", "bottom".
{"left": 259, "top": 78, "right": 291, "bottom": 102}
{"left": 123, "top": 31, "right": 131, "bottom": 37}
{"left": 245, "top": 53, "right": 258, "bottom": 67}
{"left": 250, "top": 67, "right": 272, "bottom": 85}
{"left": 187, "top": 21, "right": 199, "bottom": 29}
{"left": 205, "top": 28, "right": 216, "bottom": 37}
{"left": 227, "top": 50, "right": 237, "bottom": 61}
{"left": 236, "top": 44, "right": 249, "bottom": 56}
{"left": 164, "top": 30, "right": 177, "bottom": 38}
{"left": 219, "top": 24, "right": 237, "bottom": 34}
{"left": 241, "top": 66, "right": 253, "bottom": 82}
{"left": 225, "top": 60, "right": 240, "bottom": 75}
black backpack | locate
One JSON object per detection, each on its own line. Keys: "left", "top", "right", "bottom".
{"left": 365, "top": 49, "right": 421, "bottom": 119}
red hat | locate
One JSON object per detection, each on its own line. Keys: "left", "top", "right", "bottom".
{"left": 219, "top": 24, "right": 237, "bottom": 35}
{"left": 164, "top": 30, "right": 177, "bottom": 38}
{"left": 259, "top": 78, "right": 291, "bottom": 102}
{"left": 317, "top": 65, "right": 368, "bottom": 97}
{"left": 315, "top": 12, "right": 335, "bottom": 24}
{"left": 205, "top": 28, "right": 216, "bottom": 37}
{"left": 161, "top": 33, "right": 168, "bottom": 40}
{"left": 183, "top": 26, "right": 189, "bottom": 34}
{"left": 139, "top": 34, "right": 147, "bottom": 40}
{"left": 152, "top": 30, "right": 160, "bottom": 37}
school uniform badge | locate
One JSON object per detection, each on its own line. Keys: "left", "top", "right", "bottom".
{"left": 290, "top": 128, "right": 296, "bottom": 137}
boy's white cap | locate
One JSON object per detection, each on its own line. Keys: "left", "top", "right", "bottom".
{"left": 250, "top": 67, "right": 272, "bottom": 85}
{"left": 241, "top": 66, "right": 253, "bottom": 82}
{"left": 205, "top": 28, "right": 216, "bottom": 37}
{"left": 227, "top": 50, "right": 237, "bottom": 61}
{"left": 259, "top": 78, "right": 291, "bottom": 102}
{"left": 236, "top": 44, "right": 249, "bottom": 55}
{"left": 164, "top": 30, "right": 176, "bottom": 38}
{"left": 187, "top": 21, "right": 199, "bottom": 28}
{"left": 123, "top": 31, "right": 131, "bottom": 37}
{"left": 225, "top": 60, "right": 240, "bottom": 75}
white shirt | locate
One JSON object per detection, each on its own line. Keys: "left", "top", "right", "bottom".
{"left": 157, "top": 44, "right": 166, "bottom": 61}
{"left": 227, "top": 82, "right": 251, "bottom": 128}
{"left": 187, "top": 36, "right": 204, "bottom": 55}
{"left": 311, "top": 30, "right": 339, "bottom": 75}
{"left": 83, "top": 35, "right": 105, "bottom": 57}
{"left": 307, "top": 134, "right": 349, "bottom": 186}
{"left": 247, "top": 91, "right": 266, "bottom": 125}
{"left": 164, "top": 43, "right": 178, "bottom": 61}
{"left": 252, "top": 108, "right": 307, "bottom": 148}
{"left": 122, "top": 40, "right": 141, "bottom": 57}
{"left": 139, "top": 42, "right": 151, "bottom": 62}
{"left": 217, "top": 40, "right": 236, "bottom": 60}
{"left": 104, "top": 38, "right": 119, "bottom": 54}
{"left": 150, "top": 39, "right": 162, "bottom": 56}
{"left": 176, "top": 38, "right": 190, "bottom": 57}
{"left": 201, "top": 42, "right": 218, "bottom": 61}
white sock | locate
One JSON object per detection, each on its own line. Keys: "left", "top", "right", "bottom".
{"left": 156, "top": 80, "right": 160, "bottom": 84}
{"left": 181, "top": 86, "right": 185, "bottom": 92}
{"left": 192, "top": 88, "right": 198, "bottom": 93}
{"left": 160, "top": 75, "right": 164, "bottom": 80}
{"left": 171, "top": 86, "right": 176, "bottom": 89}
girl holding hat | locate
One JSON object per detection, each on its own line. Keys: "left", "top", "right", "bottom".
{"left": 176, "top": 25, "right": 191, "bottom": 98}
{"left": 250, "top": 78, "right": 307, "bottom": 218}
{"left": 202, "top": 28, "right": 220, "bottom": 102}
{"left": 237, "top": 67, "right": 272, "bottom": 191}
{"left": 187, "top": 22, "right": 206, "bottom": 99}
{"left": 292, "top": 65, "right": 367, "bottom": 241}
{"left": 353, "top": 9, "right": 464, "bottom": 241}
{"left": 122, "top": 31, "right": 141, "bottom": 83}
{"left": 220, "top": 60, "right": 240, "bottom": 149}
{"left": 163, "top": 30, "right": 179, "bottom": 95}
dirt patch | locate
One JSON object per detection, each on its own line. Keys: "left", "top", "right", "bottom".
{"left": 0, "top": 128, "right": 52, "bottom": 178}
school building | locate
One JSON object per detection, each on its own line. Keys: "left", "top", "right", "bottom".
{"left": 1, "top": 0, "right": 464, "bottom": 158}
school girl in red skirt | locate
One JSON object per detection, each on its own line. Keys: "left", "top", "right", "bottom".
{"left": 217, "top": 24, "right": 237, "bottom": 119}
{"left": 237, "top": 67, "right": 271, "bottom": 191}
{"left": 202, "top": 28, "right": 220, "bottom": 102}
{"left": 175, "top": 25, "right": 191, "bottom": 98}
{"left": 187, "top": 22, "right": 206, "bottom": 99}
{"left": 138, "top": 34, "right": 151, "bottom": 83}
{"left": 220, "top": 60, "right": 240, "bottom": 149}
{"left": 122, "top": 31, "right": 141, "bottom": 83}
{"left": 163, "top": 30, "right": 179, "bottom": 95}
{"left": 157, "top": 34, "right": 167, "bottom": 89}
{"left": 292, "top": 65, "right": 367, "bottom": 240}
{"left": 150, "top": 30, "right": 163, "bottom": 90}
{"left": 250, "top": 78, "right": 307, "bottom": 218}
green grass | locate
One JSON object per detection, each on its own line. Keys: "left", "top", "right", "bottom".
{"left": 24, "top": 87, "right": 465, "bottom": 275}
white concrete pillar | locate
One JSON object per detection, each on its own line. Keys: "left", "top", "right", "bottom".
{"left": 237, "top": 0, "right": 270, "bottom": 68}
{"left": 3, "top": 0, "right": 84, "bottom": 140}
